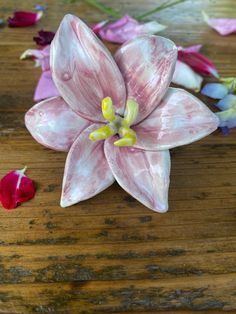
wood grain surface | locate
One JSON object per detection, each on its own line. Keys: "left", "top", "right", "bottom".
{"left": 0, "top": 0, "right": 236, "bottom": 313}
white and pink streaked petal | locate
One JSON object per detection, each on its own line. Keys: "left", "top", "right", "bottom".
{"left": 25, "top": 97, "right": 90, "bottom": 152}
{"left": 61, "top": 124, "right": 114, "bottom": 208}
{"left": 51, "top": 14, "right": 126, "bottom": 123}
{"left": 134, "top": 88, "right": 220, "bottom": 151}
{"left": 105, "top": 138, "right": 171, "bottom": 213}
{"left": 115, "top": 35, "right": 177, "bottom": 124}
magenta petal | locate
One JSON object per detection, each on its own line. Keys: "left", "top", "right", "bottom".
{"left": 25, "top": 97, "right": 90, "bottom": 152}
{"left": 178, "top": 45, "right": 202, "bottom": 53}
{"left": 0, "top": 168, "right": 35, "bottom": 209}
{"left": 178, "top": 48, "right": 219, "bottom": 78}
{"left": 8, "top": 11, "right": 43, "bottom": 27}
{"left": 51, "top": 14, "right": 126, "bottom": 122}
{"left": 61, "top": 124, "right": 114, "bottom": 207}
{"left": 34, "top": 70, "right": 60, "bottom": 102}
{"left": 115, "top": 35, "right": 177, "bottom": 123}
{"left": 134, "top": 88, "right": 219, "bottom": 151}
{"left": 203, "top": 12, "right": 236, "bottom": 35}
{"left": 105, "top": 139, "right": 170, "bottom": 213}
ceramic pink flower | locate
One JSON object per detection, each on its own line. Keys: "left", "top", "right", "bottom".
{"left": 25, "top": 15, "right": 219, "bottom": 212}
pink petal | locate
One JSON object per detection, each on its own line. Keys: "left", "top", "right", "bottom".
{"left": 105, "top": 139, "right": 170, "bottom": 213}
{"left": 8, "top": 11, "right": 43, "bottom": 27}
{"left": 51, "top": 14, "right": 126, "bottom": 122}
{"left": 172, "top": 60, "right": 203, "bottom": 91}
{"left": 25, "top": 96, "right": 90, "bottom": 152}
{"left": 95, "top": 15, "right": 166, "bottom": 44}
{"left": 178, "top": 44, "right": 202, "bottom": 53}
{"left": 20, "top": 45, "right": 50, "bottom": 71}
{"left": 0, "top": 167, "right": 35, "bottom": 209}
{"left": 203, "top": 12, "right": 236, "bottom": 36}
{"left": 61, "top": 124, "right": 114, "bottom": 207}
{"left": 115, "top": 35, "right": 177, "bottom": 124}
{"left": 134, "top": 88, "right": 219, "bottom": 151}
{"left": 34, "top": 70, "right": 60, "bottom": 102}
{"left": 178, "top": 46, "right": 219, "bottom": 78}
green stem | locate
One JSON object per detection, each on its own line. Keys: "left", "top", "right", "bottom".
{"left": 83, "top": 0, "right": 121, "bottom": 18}
{"left": 136, "top": 0, "right": 188, "bottom": 20}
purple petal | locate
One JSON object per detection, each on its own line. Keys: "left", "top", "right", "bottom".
{"left": 201, "top": 83, "right": 228, "bottom": 99}
{"left": 221, "top": 126, "right": 230, "bottom": 135}
{"left": 34, "top": 70, "right": 60, "bottom": 102}
{"left": 203, "top": 11, "right": 236, "bottom": 36}
{"left": 215, "top": 94, "right": 236, "bottom": 111}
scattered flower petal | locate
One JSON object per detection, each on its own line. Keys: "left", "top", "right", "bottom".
{"left": 0, "top": 167, "right": 36, "bottom": 209}
{"left": 178, "top": 44, "right": 202, "bottom": 53}
{"left": 33, "top": 30, "right": 55, "bottom": 46}
{"left": 216, "top": 107, "right": 236, "bottom": 129}
{"left": 220, "top": 77, "right": 236, "bottom": 93}
{"left": 93, "top": 14, "right": 166, "bottom": 44}
{"left": 216, "top": 94, "right": 236, "bottom": 111}
{"left": 34, "top": 71, "right": 60, "bottom": 102}
{"left": 203, "top": 11, "right": 236, "bottom": 35}
{"left": 92, "top": 20, "right": 109, "bottom": 34}
{"left": 0, "top": 18, "right": 4, "bottom": 27}
{"left": 21, "top": 45, "right": 59, "bottom": 101}
{"left": 221, "top": 126, "right": 230, "bottom": 135}
{"left": 201, "top": 83, "right": 228, "bottom": 99}
{"left": 8, "top": 11, "right": 43, "bottom": 27}
{"left": 172, "top": 60, "right": 203, "bottom": 91}
{"left": 34, "top": 5, "right": 47, "bottom": 11}
{"left": 178, "top": 45, "right": 219, "bottom": 78}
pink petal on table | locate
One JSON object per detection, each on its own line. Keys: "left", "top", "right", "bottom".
{"left": 105, "top": 138, "right": 170, "bottom": 213}
{"left": 0, "top": 167, "right": 35, "bottom": 209}
{"left": 203, "top": 11, "right": 236, "bottom": 36}
{"left": 20, "top": 45, "right": 50, "bottom": 71}
{"left": 134, "top": 88, "right": 219, "bottom": 151}
{"left": 61, "top": 124, "right": 114, "bottom": 207}
{"left": 178, "top": 46, "right": 219, "bottom": 77}
{"left": 94, "top": 15, "right": 166, "bottom": 44}
{"left": 34, "top": 70, "right": 60, "bottom": 102}
{"left": 115, "top": 35, "right": 177, "bottom": 124}
{"left": 172, "top": 60, "right": 203, "bottom": 92}
{"left": 51, "top": 14, "right": 126, "bottom": 122}
{"left": 25, "top": 96, "right": 90, "bottom": 152}
{"left": 178, "top": 44, "right": 202, "bottom": 53}
{"left": 8, "top": 11, "right": 43, "bottom": 27}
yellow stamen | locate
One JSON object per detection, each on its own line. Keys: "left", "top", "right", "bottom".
{"left": 89, "top": 125, "right": 115, "bottom": 141}
{"left": 102, "top": 97, "right": 116, "bottom": 122}
{"left": 114, "top": 126, "right": 137, "bottom": 147}
{"left": 122, "top": 99, "right": 139, "bottom": 127}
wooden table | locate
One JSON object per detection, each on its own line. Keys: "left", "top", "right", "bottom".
{"left": 0, "top": 0, "right": 236, "bottom": 312}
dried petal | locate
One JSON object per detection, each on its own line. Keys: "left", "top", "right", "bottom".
{"left": 33, "top": 30, "right": 55, "bottom": 46}
{"left": 8, "top": 11, "right": 43, "bottom": 27}
{"left": 201, "top": 83, "right": 228, "bottom": 99}
{"left": 34, "top": 71, "right": 60, "bottom": 101}
{"left": 34, "top": 5, "right": 47, "bottom": 11}
{"left": 203, "top": 11, "right": 236, "bottom": 36}
{"left": 216, "top": 108, "right": 236, "bottom": 129}
{"left": 172, "top": 60, "right": 203, "bottom": 92}
{"left": 178, "top": 45, "right": 219, "bottom": 78}
{"left": 0, "top": 167, "right": 36, "bottom": 209}
{"left": 94, "top": 15, "right": 166, "bottom": 44}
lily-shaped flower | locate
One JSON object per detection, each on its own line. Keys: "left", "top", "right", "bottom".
{"left": 25, "top": 15, "right": 219, "bottom": 212}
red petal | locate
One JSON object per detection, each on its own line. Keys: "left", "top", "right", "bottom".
{"left": 8, "top": 11, "right": 43, "bottom": 27}
{"left": 0, "top": 168, "right": 36, "bottom": 209}
{"left": 178, "top": 49, "right": 219, "bottom": 78}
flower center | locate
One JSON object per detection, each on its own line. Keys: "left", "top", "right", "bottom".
{"left": 89, "top": 97, "right": 139, "bottom": 147}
